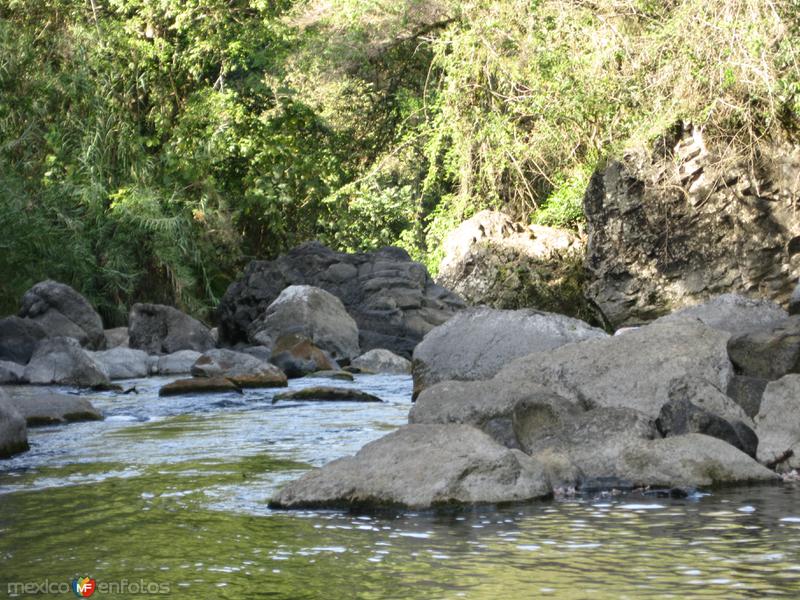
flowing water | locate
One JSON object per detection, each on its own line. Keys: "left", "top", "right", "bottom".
{"left": 1, "top": 375, "right": 799, "bottom": 599}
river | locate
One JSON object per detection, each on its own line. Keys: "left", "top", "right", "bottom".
{"left": 1, "top": 375, "right": 799, "bottom": 598}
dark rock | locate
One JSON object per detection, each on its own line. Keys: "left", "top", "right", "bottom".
{"left": 656, "top": 397, "right": 757, "bottom": 457}
{"left": 790, "top": 282, "right": 800, "bottom": 316}
{"left": 726, "top": 375, "right": 768, "bottom": 418}
{"left": 306, "top": 370, "right": 354, "bottom": 381}
{"left": 4, "top": 390, "right": 103, "bottom": 426}
{"left": 0, "top": 316, "right": 48, "bottom": 364}
{"left": 584, "top": 127, "right": 800, "bottom": 328}
{"left": 19, "top": 280, "right": 105, "bottom": 349}
{"left": 216, "top": 241, "right": 465, "bottom": 358}
{"left": 270, "top": 334, "right": 337, "bottom": 378}
{"left": 158, "top": 377, "right": 241, "bottom": 397}
{"left": 727, "top": 316, "right": 800, "bottom": 379}
{"left": 411, "top": 307, "right": 607, "bottom": 398}
{"left": 270, "top": 424, "right": 551, "bottom": 509}
{"left": 247, "top": 285, "right": 360, "bottom": 361}
{"left": 0, "top": 390, "right": 28, "bottom": 458}
{"left": 273, "top": 386, "right": 383, "bottom": 403}
{"left": 23, "top": 337, "right": 110, "bottom": 387}
{"left": 128, "top": 303, "right": 215, "bottom": 355}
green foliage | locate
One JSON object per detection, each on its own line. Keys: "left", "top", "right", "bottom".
{"left": 532, "top": 167, "right": 594, "bottom": 229}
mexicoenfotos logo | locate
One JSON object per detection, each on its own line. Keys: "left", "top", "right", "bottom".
{"left": 71, "top": 576, "right": 97, "bottom": 597}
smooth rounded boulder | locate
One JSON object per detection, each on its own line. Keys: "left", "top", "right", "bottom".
{"left": 159, "top": 377, "right": 241, "bottom": 397}
{"left": 412, "top": 307, "right": 607, "bottom": 398}
{"left": 0, "top": 389, "right": 28, "bottom": 458}
{"left": 23, "top": 337, "right": 110, "bottom": 388}
{"left": 351, "top": 349, "right": 411, "bottom": 374}
{"left": 154, "top": 350, "right": 202, "bottom": 375}
{"left": 271, "top": 424, "right": 552, "bottom": 510}
{"left": 0, "top": 316, "right": 48, "bottom": 364}
{"left": 128, "top": 303, "right": 215, "bottom": 355}
{"left": 4, "top": 390, "right": 102, "bottom": 426}
{"left": 19, "top": 280, "right": 106, "bottom": 349}
{"left": 90, "top": 347, "right": 150, "bottom": 379}
{"left": 248, "top": 285, "right": 360, "bottom": 362}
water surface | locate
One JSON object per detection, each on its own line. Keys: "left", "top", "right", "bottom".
{"left": 1, "top": 375, "right": 799, "bottom": 598}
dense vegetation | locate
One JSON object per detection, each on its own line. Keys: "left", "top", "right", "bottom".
{"left": 1, "top": 0, "right": 798, "bottom": 322}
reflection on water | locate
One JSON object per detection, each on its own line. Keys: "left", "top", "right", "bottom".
{"left": 1, "top": 375, "right": 799, "bottom": 598}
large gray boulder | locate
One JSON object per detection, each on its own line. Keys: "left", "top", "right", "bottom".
{"left": 584, "top": 125, "right": 800, "bottom": 328}
{"left": 0, "top": 361, "right": 26, "bottom": 384}
{"left": 90, "top": 347, "right": 149, "bottom": 379}
{"left": 18, "top": 280, "right": 105, "bottom": 349}
{"left": 191, "top": 349, "right": 287, "bottom": 388}
{"left": 271, "top": 424, "right": 551, "bottom": 509}
{"left": 654, "top": 294, "right": 788, "bottom": 336}
{"left": 727, "top": 316, "right": 800, "bottom": 380}
{"left": 0, "top": 316, "right": 48, "bottom": 364}
{"left": 4, "top": 390, "right": 102, "bottom": 426}
{"left": 128, "top": 303, "right": 215, "bottom": 355}
{"left": 496, "top": 319, "right": 733, "bottom": 418}
{"left": 104, "top": 327, "right": 129, "bottom": 349}
{"left": 755, "top": 375, "right": 800, "bottom": 471}
{"left": 154, "top": 350, "right": 203, "bottom": 375}
{"left": 217, "top": 242, "right": 465, "bottom": 358}
{"left": 23, "top": 337, "right": 110, "bottom": 387}
{"left": 0, "top": 390, "right": 28, "bottom": 458}
{"left": 412, "top": 307, "right": 607, "bottom": 398}
{"left": 248, "top": 285, "right": 360, "bottom": 361}
{"left": 351, "top": 349, "right": 412, "bottom": 374}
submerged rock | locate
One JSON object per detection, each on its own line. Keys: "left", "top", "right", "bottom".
{"left": 0, "top": 390, "right": 28, "bottom": 458}
{"left": 4, "top": 391, "right": 102, "bottom": 426}
{"left": 217, "top": 241, "right": 465, "bottom": 357}
{"left": 129, "top": 303, "right": 215, "bottom": 355}
{"left": 306, "top": 370, "right": 354, "bottom": 381}
{"left": 247, "top": 285, "right": 360, "bottom": 362}
{"left": 158, "top": 377, "right": 241, "bottom": 397}
{"left": 0, "top": 316, "right": 48, "bottom": 365}
{"left": 755, "top": 375, "right": 800, "bottom": 472}
{"left": 412, "top": 307, "right": 607, "bottom": 398}
{"left": 271, "top": 424, "right": 552, "bottom": 510}
{"left": 23, "top": 337, "right": 110, "bottom": 388}
{"left": 272, "top": 386, "right": 382, "bottom": 403}
{"left": 351, "top": 349, "right": 411, "bottom": 375}
{"left": 19, "top": 280, "right": 106, "bottom": 349}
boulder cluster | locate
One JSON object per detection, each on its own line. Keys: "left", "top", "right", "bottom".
{"left": 273, "top": 294, "right": 800, "bottom": 510}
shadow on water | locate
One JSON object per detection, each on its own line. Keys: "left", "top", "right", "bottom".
{"left": 1, "top": 374, "right": 800, "bottom": 598}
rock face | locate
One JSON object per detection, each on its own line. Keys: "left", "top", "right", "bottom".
{"left": 436, "top": 210, "right": 590, "bottom": 318}
{"left": 0, "top": 390, "right": 28, "bottom": 458}
{"left": 727, "top": 316, "right": 800, "bottom": 379}
{"left": 4, "top": 391, "right": 103, "bottom": 426}
{"left": 18, "top": 280, "right": 105, "bottom": 349}
{"left": 412, "top": 307, "right": 608, "bottom": 398}
{"left": 90, "top": 347, "right": 150, "bottom": 379}
{"left": 128, "top": 303, "right": 215, "bottom": 355}
{"left": 584, "top": 124, "right": 800, "bottom": 328}
{"left": 271, "top": 424, "right": 552, "bottom": 509}
{"left": 248, "top": 285, "right": 360, "bottom": 361}
{"left": 217, "top": 242, "right": 465, "bottom": 358}
{"left": 351, "top": 349, "right": 412, "bottom": 375}
{"left": 0, "top": 316, "right": 48, "bottom": 364}
{"left": 191, "top": 349, "right": 287, "bottom": 388}
{"left": 23, "top": 337, "right": 110, "bottom": 387}
{"left": 755, "top": 375, "right": 800, "bottom": 471}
